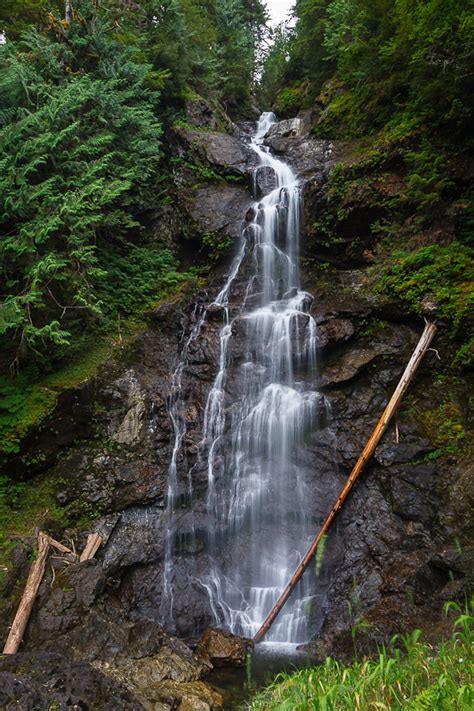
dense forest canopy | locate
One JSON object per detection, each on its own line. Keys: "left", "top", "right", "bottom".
{"left": 0, "top": 0, "right": 267, "bottom": 376}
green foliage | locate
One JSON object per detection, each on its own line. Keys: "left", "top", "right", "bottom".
{"left": 0, "top": 0, "right": 60, "bottom": 40}
{"left": 401, "top": 140, "right": 454, "bottom": 221}
{"left": 372, "top": 244, "right": 473, "bottom": 332}
{"left": 453, "top": 339, "right": 474, "bottom": 370}
{"left": 135, "top": 0, "right": 267, "bottom": 109}
{"left": 250, "top": 599, "right": 474, "bottom": 710}
{"left": 0, "top": 377, "right": 57, "bottom": 454}
{"left": 261, "top": 0, "right": 474, "bottom": 141}
{"left": 0, "top": 3, "right": 165, "bottom": 368}
{"left": 277, "top": 84, "right": 308, "bottom": 116}
{"left": 202, "top": 232, "right": 233, "bottom": 262}
{"left": 0, "top": 0, "right": 267, "bottom": 376}
{"left": 94, "top": 247, "right": 186, "bottom": 321}
{"left": 417, "top": 403, "right": 469, "bottom": 458}
{"left": 0, "top": 472, "right": 67, "bottom": 569}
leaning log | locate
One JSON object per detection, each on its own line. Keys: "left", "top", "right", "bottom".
{"left": 3, "top": 532, "right": 50, "bottom": 654}
{"left": 253, "top": 321, "right": 437, "bottom": 643}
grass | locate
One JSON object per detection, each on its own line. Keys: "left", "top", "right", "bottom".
{"left": 249, "top": 600, "right": 473, "bottom": 710}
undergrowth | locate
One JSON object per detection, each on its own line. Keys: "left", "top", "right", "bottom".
{"left": 249, "top": 599, "right": 473, "bottom": 710}
{"left": 371, "top": 244, "right": 474, "bottom": 335}
{"left": 0, "top": 473, "right": 67, "bottom": 575}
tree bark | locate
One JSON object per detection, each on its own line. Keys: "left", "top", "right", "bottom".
{"left": 253, "top": 321, "right": 437, "bottom": 643}
{"left": 65, "top": 0, "right": 73, "bottom": 25}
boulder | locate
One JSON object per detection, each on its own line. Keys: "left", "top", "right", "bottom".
{"left": 182, "top": 183, "right": 250, "bottom": 240}
{"left": 265, "top": 118, "right": 303, "bottom": 140}
{"left": 146, "top": 680, "right": 223, "bottom": 710}
{"left": 196, "top": 628, "right": 253, "bottom": 667}
{"left": 319, "top": 347, "right": 389, "bottom": 388}
{"left": 254, "top": 165, "right": 277, "bottom": 197}
{"left": 184, "top": 97, "right": 233, "bottom": 133}
{"left": 173, "top": 126, "right": 256, "bottom": 177}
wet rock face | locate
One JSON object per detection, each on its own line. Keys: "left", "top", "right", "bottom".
{"left": 13, "top": 557, "right": 221, "bottom": 710}
{"left": 182, "top": 183, "right": 250, "bottom": 241}
{"left": 254, "top": 164, "right": 277, "bottom": 197}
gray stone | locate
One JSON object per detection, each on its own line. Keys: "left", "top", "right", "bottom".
{"left": 265, "top": 117, "right": 303, "bottom": 140}
{"left": 254, "top": 164, "right": 277, "bottom": 197}
{"left": 109, "top": 372, "right": 147, "bottom": 446}
{"left": 173, "top": 125, "right": 256, "bottom": 177}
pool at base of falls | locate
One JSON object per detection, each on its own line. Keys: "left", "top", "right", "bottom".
{"left": 204, "top": 643, "right": 314, "bottom": 710}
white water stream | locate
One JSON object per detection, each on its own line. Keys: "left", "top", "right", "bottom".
{"left": 161, "top": 113, "right": 325, "bottom": 643}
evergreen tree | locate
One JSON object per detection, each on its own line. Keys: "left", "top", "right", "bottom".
{"left": 0, "top": 1, "right": 164, "bottom": 369}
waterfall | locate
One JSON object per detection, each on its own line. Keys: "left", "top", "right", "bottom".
{"left": 161, "top": 112, "right": 325, "bottom": 644}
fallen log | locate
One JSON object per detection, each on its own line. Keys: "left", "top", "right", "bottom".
{"left": 2, "top": 532, "right": 50, "bottom": 654}
{"left": 253, "top": 320, "right": 437, "bottom": 643}
{"left": 43, "top": 534, "right": 78, "bottom": 559}
{"left": 3, "top": 530, "right": 103, "bottom": 654}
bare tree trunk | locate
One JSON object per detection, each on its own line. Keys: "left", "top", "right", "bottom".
{"left": 3, "top": 533, "right": 50, "bottom": 654}
{"left": 65, "top": 0, "right": 73, "bottom": 25}
{"left": 253, "top": 321, "right": 437, "bottom": 643}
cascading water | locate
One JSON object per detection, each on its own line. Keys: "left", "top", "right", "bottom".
{"left": 161, "top": 112, "right": 327, "bottom": 644}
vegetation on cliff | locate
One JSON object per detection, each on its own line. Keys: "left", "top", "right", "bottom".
{"left": 261, "top": 0, "right": 473, "bottom": 365}
{"left": 0, "top": 0, "right": 266, "bottom": 455}
{"left": 0, "top": 0, "right": 266, "bottom": 373}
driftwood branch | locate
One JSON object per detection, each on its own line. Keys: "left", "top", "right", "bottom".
{"left": 253, "top": 321, "right": 437, "bottom": 643}
{"left": 3, "top": 530, "right": 103, "bottom": 654}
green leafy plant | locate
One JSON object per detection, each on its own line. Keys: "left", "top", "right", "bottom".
{"left": 250, "top": 598, "right": 474, "bottom": 710}
{"left": 371, "top": 244, "right": 473, "bottom": 333}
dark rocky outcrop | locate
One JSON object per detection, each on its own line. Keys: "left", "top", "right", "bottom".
{"left": 3, "top": 557, "right": 221, "bottom": 709}
{"left": 0, "top": 652, "right": 142, "bottom": 711}
{"left": 172, "top": 125, "right": 256, "bottom": 178}
{"left": 254, "top": 164, "right": 277, "bottom": 197}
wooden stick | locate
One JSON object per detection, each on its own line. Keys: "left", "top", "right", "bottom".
{"left": 43, "top": 534, "right": 78, "bottom": 558}
{"left": 79, "top": 533, "right": 102, "bottom": 562}
{"left": 253, "top": 321, "right": 437, "bottom": 643}
{"left": 3, "top": 532, "right": 50, "bottom": 654}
